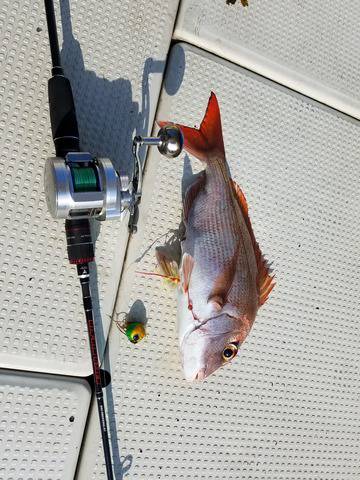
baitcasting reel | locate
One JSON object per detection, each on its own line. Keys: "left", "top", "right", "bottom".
{"left": 44, "top": 124, "right": 183, "bottom": 227}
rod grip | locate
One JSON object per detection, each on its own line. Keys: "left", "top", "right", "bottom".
{"left": 65, "top": 219, "right": 94, "bottom": 264}
{"left": 48, "top": 75, "right": 80, "bottom": 157}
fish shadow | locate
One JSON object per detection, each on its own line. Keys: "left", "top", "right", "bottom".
{"left": 181, "top": 153, "right": 201, "bottom": 200}
{"left": 134, "top": 153, "right": 205, "bottom": 267}
{"left": 155, "top": 154, "right": 202, "bottom": 265}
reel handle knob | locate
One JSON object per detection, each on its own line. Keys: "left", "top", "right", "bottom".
{"left": 137, "top": 125, "right": 184, "bottom": 158}
{"left": 157, "top": 125, "right": 184, "bottom": 158}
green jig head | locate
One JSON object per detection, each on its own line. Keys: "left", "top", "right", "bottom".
{"left": 114, "top": 316, "right": 146, "bottom": 344}
{"left": 125, "top": 322, "right": 146, "bottom": 343}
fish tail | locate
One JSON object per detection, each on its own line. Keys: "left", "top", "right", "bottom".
{"left": 158, "top": 92, "right": 225, "bottom": 162}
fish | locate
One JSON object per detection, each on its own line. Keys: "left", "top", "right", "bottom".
{"left": 156, "top": 92, "right": 274, "bottom": 382}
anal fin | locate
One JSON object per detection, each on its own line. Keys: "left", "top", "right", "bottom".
{"left": 258, "top": 259, "right": 275, "bottom": 306}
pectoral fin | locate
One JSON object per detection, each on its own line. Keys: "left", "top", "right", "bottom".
{"left": 155, "top": 249, "right": 180, "bottom": 283}
{"left": 181, "top": 253, "right": 194, "bottom": 293}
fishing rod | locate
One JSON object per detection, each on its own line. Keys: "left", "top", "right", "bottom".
{"left": 43, "top": 1, "right": 183, "bottom": 476}
{"left": 43, "top": 1, "right": 114, "bottom": 477}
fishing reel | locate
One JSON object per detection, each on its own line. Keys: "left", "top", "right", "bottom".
{"left": 44, "top": 125, "right": 183, "bottom": 230}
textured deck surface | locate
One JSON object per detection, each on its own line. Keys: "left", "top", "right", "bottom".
{"left": 77, "top": 44, "right": 360, "bottom": 479}
{"left": 0, "top": 0, "right": 179, "bottom": 376}
{"left": 1, "top": 0, "right": 360, "bottom": 479}
{"left": 0, "top": 0, "right": 178, "bottom": 478}
{"left": 0, "top": 370, "right": 90, "bottom": 479}
{"left": 175, "top": 0, "right": 360, "bottom": 119}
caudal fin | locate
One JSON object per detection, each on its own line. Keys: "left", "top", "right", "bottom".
{"left": 158, "top": 92, "right": 225, "bottom": 162}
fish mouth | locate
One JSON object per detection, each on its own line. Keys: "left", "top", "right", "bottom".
{"left": 184, "top": 367, "right": 207, "bottom": 382}
{"left": 181, "top": 314, "right": 242, "bottom": 382}
{"left": 194, "top": 368, "right": 206, "bottom": 381}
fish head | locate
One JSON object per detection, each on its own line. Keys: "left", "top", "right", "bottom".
{"left": 181, "top": 314, "right": 245, "bottom": 382}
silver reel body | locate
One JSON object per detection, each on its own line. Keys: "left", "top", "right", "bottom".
{"left": 44, "top": 152, "right": 132, "bottom": 220}
{"left": 44, "top": 125, "right": 184, "bottom": 224}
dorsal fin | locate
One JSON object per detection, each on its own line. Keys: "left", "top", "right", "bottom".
{"left": 230, "top": 179, "right": 275, "bottom": 306}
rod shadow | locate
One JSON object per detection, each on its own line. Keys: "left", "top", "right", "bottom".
{"left": 58, "top": 1, "right": 166, "bottom": 478}
{"left": 59, "top": 3, "right": 185, "bottom": 477}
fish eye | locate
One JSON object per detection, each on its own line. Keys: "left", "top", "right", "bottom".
{"left": 222, "top": 343, "right": 238, "bottom": 362}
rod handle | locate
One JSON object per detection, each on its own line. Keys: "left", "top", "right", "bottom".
{"left": 48, "top": 75, "right": 80, "bottom": 157}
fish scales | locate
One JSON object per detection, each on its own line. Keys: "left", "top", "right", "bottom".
{"left": 185, "top": 161, "right": 257, "bottom": 317}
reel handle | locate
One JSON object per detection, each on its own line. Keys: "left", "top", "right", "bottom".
{"left": 134, "top": 125, "right": 184, "bottom": 158}
{"left": 128, "top": 125, "right": 184, "bottom": 233}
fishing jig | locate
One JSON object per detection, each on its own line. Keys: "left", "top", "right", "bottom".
{"left": 43, "top": 1, "right": 183, "bottom": 477}
{"left": 114, "top": 319, "right": 146, "bottom": 344}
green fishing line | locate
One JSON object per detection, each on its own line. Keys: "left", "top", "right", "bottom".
{"left": 71, "top": 166, "right": 98, "bottom": 192}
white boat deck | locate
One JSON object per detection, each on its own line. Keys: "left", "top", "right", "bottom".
{"left": 0, "top": 1, "right": 359, "bottom": 479}
{"left": 175, "top": 0, "right": 360, "bottom": 119}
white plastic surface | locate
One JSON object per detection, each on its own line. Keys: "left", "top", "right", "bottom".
{"left": 77, "top": 44, "right": 360, "bottom": 479}
{"left": 0, "top": 370, "right": 91, "bottom": 480}
{"left": 175, "top": 0, "right": 360, "bottom": 119}
{"left": 0, "top": 0, "right": 179, "bottom": 376}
